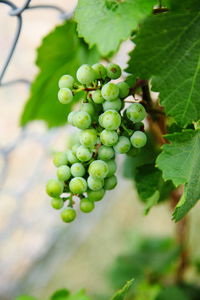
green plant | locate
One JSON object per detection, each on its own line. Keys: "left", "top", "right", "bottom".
{"left": 13, "top": 0, "right": 200, "bottom": 298}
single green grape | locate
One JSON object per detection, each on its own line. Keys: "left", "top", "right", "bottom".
{"left": 58, "top": 88, "right": 73, "bottom": 104}
{"left": 76, "top": 64, "right": 96, "bottom": 85}
{"left": 67, "top": 150, "right": 79, "bottom": 164}
{"left": 106, "top": 159, "right": 117, "bottom": 177}
{"left": 89, "top": 160, "right": 108, "bottom": 179}
{"left": 71, "top": 143, "right": 81, "bottom": 155}
{"left": 87, "top": 189, "right": 105, "bottom": 201}
{"left": 57, "top": 165, "right": 71, "bottom": 181}
{"left": 100, "top": 130, "right": 118, "bottom": 146}
{"left": 98, "top": 145, "right": 115, "bottom": 160}
{"left": 106, "top": 63, "right": 121, "bottom": 79}
{"left": 87, "top": 176, "right": 104, "bottom": 191}
{"left": 126, "top": 103, "right": 146, "bottom": 123}
{"left": 117, "top": 82, "right": 129, "bottom": 98}
{"left": 61, "top": 208, "right": 76, "bottom": 223}
{"left": 103, "top": 98, "right": 122, "bottom": 111}
{"left": 113, "top": 136, "right": 131, "bottom": 154}
{"left": 104, "top": 175, "right": 117, "bottom": 190}
{"left": 51, "top": 197, "right": 64, "bottom": 209}
{"left": 101, "top": 82, "right": 119, "bottom": 101}
{"left": 79, "top": 129, "right": 97, "bottom": 148}
{"left": 99, "top": 110, "right": 121, "bottom": 130}
{"left": 80, "top": 198, "right": 95, "bottom": 213}
{"left": 92, "top": 63, "right": 107, "bottom": 79}
{"left": 76, "top": 145, "right": 93, "bottom": 162}
{"left": 91, "top": 90, "right": 105, "bottom": 104}
{"left": 67, "top": 111, "right": 76, "bottom": 125}
{"left": 69, "top": 177, "right": 87, "bottom": 194}
{"left": 53, "top": 152, "right": 68, "bottom": 167}
{"left": 46, "top": 178, "right": 63, "bottom": 197}
{"left": 71, "top": 163, "right": 85, "bottom": 177}
{"left": 73, "top": 111, "right": 92, "bottom": 130}
{"left": 80, "top": 102, "right": 95, "bottom": 118}
{"left": 58, "top": 74, "right": 74, "bottom": 89}
{"left": 130, "top": 131, "right": 147, "bottom": 148}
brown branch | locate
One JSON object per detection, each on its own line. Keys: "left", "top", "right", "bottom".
{"left": 170, "top": 188, "right": 189, "bottom": 283}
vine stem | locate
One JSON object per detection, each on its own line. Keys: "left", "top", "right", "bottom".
{"left": 136, "top": 79, "right": 189, "bottom": 283}
{"left": 170, "top": 188, "right": 189, "bottom": 283}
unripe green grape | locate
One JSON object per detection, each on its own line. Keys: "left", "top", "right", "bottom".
{"left": 71, "top": 143, "right": 81, "bottom": 155}
{"left": 106, "top": 159, "right": 117, "bottom": 177}
{"left": 101, "top": 82, "right": 119, "bottom": 101}
{"left": 67, "top": 111, "right": 77, "bottom": 125}
{"left": 76, "top": 64, "right": 96, "bottom": 85}
{"left": 79, "top": 129, "right": 97, "bottom": 148}
{"left": 71, "top": 163, "right": 85, "bottom": 177}
{"left": 58, "top": 88, "right": 73, "bottom": 104}
{"left": 106, "top": 63, "right": 121, "bottom": 79}
{"left": 126, "top": 103, "right": 146, "bottom": 123}
{"left": 46, "top": 178, "right": 63, "bottom": 197}
{"left": 103, "top": 98, "right": 122, "bottom": 111}
{"left": 91, "top": 90, "right": 104, "bottom": 104}
{"left": 92, "top": 63, "right": 107, "bottom": 79}
{"left": 87, "top": 176, "right": 104, "bottom": 191}
{"left": 61, "top": 208, "right": 76, "bottom": 223}
{"left": 100, "top": 130, "right": 118, "bottom": 146}
{"left": 76, "top": 145, "right": 93, "bottom": 162}
{"left": 73, "top": 111, "right": 92, "bottom": 130}
{"left": 80, "top": 102, "right": 95, "bottom": 118}
{"left": 130, "top": 131, "right": 147, "bottom": 148}
{"left": 80, "top": 198, "right": 95, "bottom": 213}
{"left": 98, "top": 145, "right": 115, "bottom": 160}
{"left": 99, "top": 110, "right": 121, "bottom": 130}
{"left": 67, "top": 150, "right": 79, "bottom": 164}
{"left": 104, "top": 175, "right": 117, "bottom": 190}
{"left": 69, "top": 177, "right": 87, "bottom": 194}
{"left": 117, "top": 82, "right": 129, "bottom": 98}
{"left": 113, "top": 136, "right": 131, "bottom": 154}
{"left": 59, "top": 75, "right": 74, "bottom": 89}
{"left": 51, "top": 197, "right": 64, "bottom": 209}
{"left": 53, "top": 152, "right": 68, "bottom": 167}
{"left": 57, "top": 165, "right": 71, "bottom": 181}
{"left": 89, "top": 160, "right": 108, "bottom": 179}
{"left": 87, "top": 189, "right": 105, "bottom": 201}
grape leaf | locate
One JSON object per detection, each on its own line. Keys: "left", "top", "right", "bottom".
{"left": 110, "top": 279, "right": 134, "bottom": 300}
{"left": 156, "top": 129, "right": 200, "bottom": 221}
{"left": 21, "top": 21, "right": 99, "bottom": 127}
{"left": 74, "top": 0, "right": 157, "bottom": 56}
{"left": 135, "top": 164, "right": 174, "bottom": 206}
{"left": 127, "top": 11, "right": 200, "bottom": 126}
{"left": 169, "top": 0, "right": 200, "bottom": 10}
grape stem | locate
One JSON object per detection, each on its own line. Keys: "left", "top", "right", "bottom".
{"left": 68, "top": 194, "right": 74, "bottom": 208}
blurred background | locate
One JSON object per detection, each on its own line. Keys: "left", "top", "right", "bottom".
{"left": 0, "top": 1, "right": 200, "bottom": 300}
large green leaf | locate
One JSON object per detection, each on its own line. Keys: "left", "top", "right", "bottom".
{"left": 74, "top": 0, "right": 157, "bottom": 56}
{"left": 110, "top": 279, "right": 134, "bottom": 300}
{"left": 127, "top": 11, "right": 200, "bottom": 126}
{"left": 156, "top": 129, "right": 200, "bottom": 220}
{"left": 21, "top": 21, "right": 99, "bottom": 127}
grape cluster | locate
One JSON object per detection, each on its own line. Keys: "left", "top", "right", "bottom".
{"left": 46, "top": 63, "right": 147, "bottom": 223}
